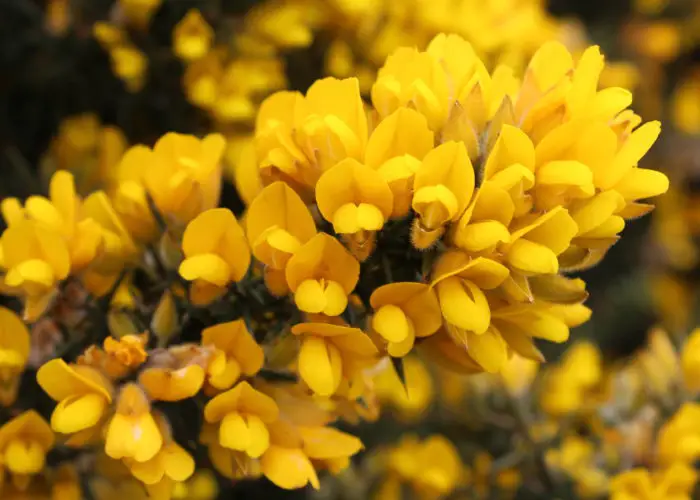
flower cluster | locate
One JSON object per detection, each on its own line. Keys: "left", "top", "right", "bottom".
{"left": 237, "top": 33, "right": 668, "bottom": 377}
{"left": 0, "top": 8, "right": 675, "bottom": 500}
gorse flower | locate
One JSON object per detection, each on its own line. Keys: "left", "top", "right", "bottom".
{"left": 238, "top": 34, "right": 667, "bottom": 374}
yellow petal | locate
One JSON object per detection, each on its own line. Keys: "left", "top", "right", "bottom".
{"left": 51, "top": 393, "right": 107, "bottom": 434}
{"left": 0, "top": 307, "right": 30, "bottom": 361}
{"left": 294, "top": 279, "right": 348, "bottom": 316}
{"left": 246, "top": 182, "right": 316, "bottom": 265}
{"left": 506, "top": 239, "right": 559, "bottom": 275}
{"left": 364, "top": 108, "right": 434, "bottom": 168}
{"left": 612, "top": 168, "right": 669, "bottom": 201}
{"left": 299, "top": 426, "right": 363, "bottom": 459}
{"left": 285, "top": 233, "right": 359, "bottom": 294}
{"left": 454, "top": 220, "right": 510, "bottom": 252}
{"left": 162, "top": 443, "right": 195, "bottom": 481}
{"left": 372, "top": 305, "right": 410, "bottom": 343}
{"left": 602, "top": 121, "right": 661, "bottom": 189}
{"left": 298, "top": 337, "right": 342, "bottom": 397}
{"left": 37, "top": 359, "right": 111, "bottom": 402}
{"left": 414, "top": 141, "right": 474, "bottom": 218}
{"left": 261, "top": 445, "right": 320, "bottom": 490}
{"left": 467, "top": 329, "right": 507, "bottom": 373}
{"left": 179, "top": 254, "right": 230, "bottom": 286}
{"left": 316, "top": 158, "right": 393, "bottom": 226}
{"left": 437, "top": 277, "right": 490, "bottom": 334}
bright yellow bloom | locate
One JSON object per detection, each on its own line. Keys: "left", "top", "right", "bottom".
{"left": 373, "top": 356, "right": 434, "bottom": 420}
{"left": 285, "top": 233, "right": 359, "bottom": 316}
{"left": 379, "top": 434, "right": 463, "bottom": 499}
{"left": 291, "top": 322, "right": 378, "bottom": 397}
{"left": 201, "top": 320, "right": 265, "bottom": 391}
{"left": 610, "top": 462, "right": 697, "bottom": 500}
{"left": 245, "top": 181, "right": 316, "bottom": 293}
{"left": 173, "top": 9, "right": 213, "bottom": 62}
{"left": 126, "top": 415, "right": 195, "bottom": 486}
{"left": 316, "top": 158, "right": 393, "bottom": 255}
{"left": 0, "top": 410, "right": 54, "bottom": 490}
{"left": 105, "top": 384, "right": 163, "bottom": 463}
{"left": 117, "top": 133, "right": 225, "bottom": 227}
{"left": 430, "top": 252, "right": 509, "bottom": 372}
{"left": 259, "top": 420, "right": 320, "bottom": 490}
{"left": 37, "top": 359, "right": 113, "bottom": 436}
{"left": 255, "top": 77, "right": 367, "bottom": 188}
{"left": 365, "top": 107, "right": 434, "bottom": 218}
{"left": 369, "top": 282, "right": 442, "bottom": 357}
{"left": 412, "top": 141, "right": 475, "bottom": 248}
{"left": 78, "top": 333, "right": 148, "bottom": 380}
{"left": 139, "top": 358, "right": 206, "bottom": 403}
{"left": 656, "top": 403, "right": 700, "bottom": 466}
{"left": 179, "top": 208, "right": 250, "bottom": 305}
{"left": 541, "top": 341, "right": 603, "bottom": 416}
{"left": 299, "top": 425, "right": 363, "bottom": 475}
{"left": 203, "top": 381, "right": 279, "bottom": 459}
{"left": 0, "top": 307, "right": 30, "bottom": 406}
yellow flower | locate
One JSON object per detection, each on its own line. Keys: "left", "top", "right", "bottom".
{"left": 117, "top": 133, "right": 225, "bottom": 226}
{"left": 369, "top": 282, "right": 442, "bottom": 357}
{"left": 291, "top": 322, "right": 378, "bottom": 397}
{"left": 179, "top": 208, "right": 250, "bottom": 305}
{"left": 201, "top": 320, "right": 264, "bottom": 391}
{"left": 105, "top": 384, "right": 163, "bottom": 463}
{"left": 139, "top": 357, "right": 207, "bottom": 403}
{"left": 245, "top": 181, "right": 316, "bottom": 293}
{"left": 78, "top": 333, "right": 148, "bottom": 380}
{"left": 373, "top": 356, "right": 434, "bottom": 420}
{"left": 259, "top": 420, "right": 320, "bottom": 490}
{"left": 203, "top": 381, "right": 279, "bottom": 459}
{"left": 0, "top": 219, "right": 70, "bottom": 321}
{"left": 504, "top": 207, "right": 578, "bottom": 276}
{"left": 0, "top": 410, "right": 54, "bottom": 490}
{"left": 4, "top": 171, "right": 136, "bottom": 297}
{"left": 0, "top": 307, "right": 30, "bottom": 406}
{"left": 656, "top": 403, "right": 700, "bottom": 466}
{"left": 610, "top": 462, "right": 697, "bottom": 500}
{"left": 430, "top": 252, "right": 509, "bottom": 372}
{"left": 315, "top": 158, "right": 393, "bottom": 256}
{"left": 299, "top": 425, "right": 363, "bottom": 475}
{"left": 126, "top": 415, "right": 195, "bottom": 486}
{"left": 256, "top": 77, "right": 367, "bottom": 187}
{"left": 546, "top": 436, "right": 609, "bottom": 498}
{"left": 384, "top": 434, "right": 463, "bottom": 499}
{"left": 37, "top": 359, "right": 113, "bottom": 436}
{"left": 364, "top": 107, "right": 434, "bottom": 218}
{"left": 173, "top": 9, "right": 213, "bottom": 62}
{"left": 682, "top": 328, "right": 700, "bottom": 393}
{"left": 285, "top": 233, "right": 359, "bottom": 316}
{"left": 412, "top": 141, "right": 475, "bottom": 248}
{"left": 541, "top": 341, "right": 603, "bottom": 416}
{"left": 372, "top": 46, "right": 450, "bottom": 131}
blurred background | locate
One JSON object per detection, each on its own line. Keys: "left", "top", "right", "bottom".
{"left": 1, "top": 0, "right": 699, "bottom": 498}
